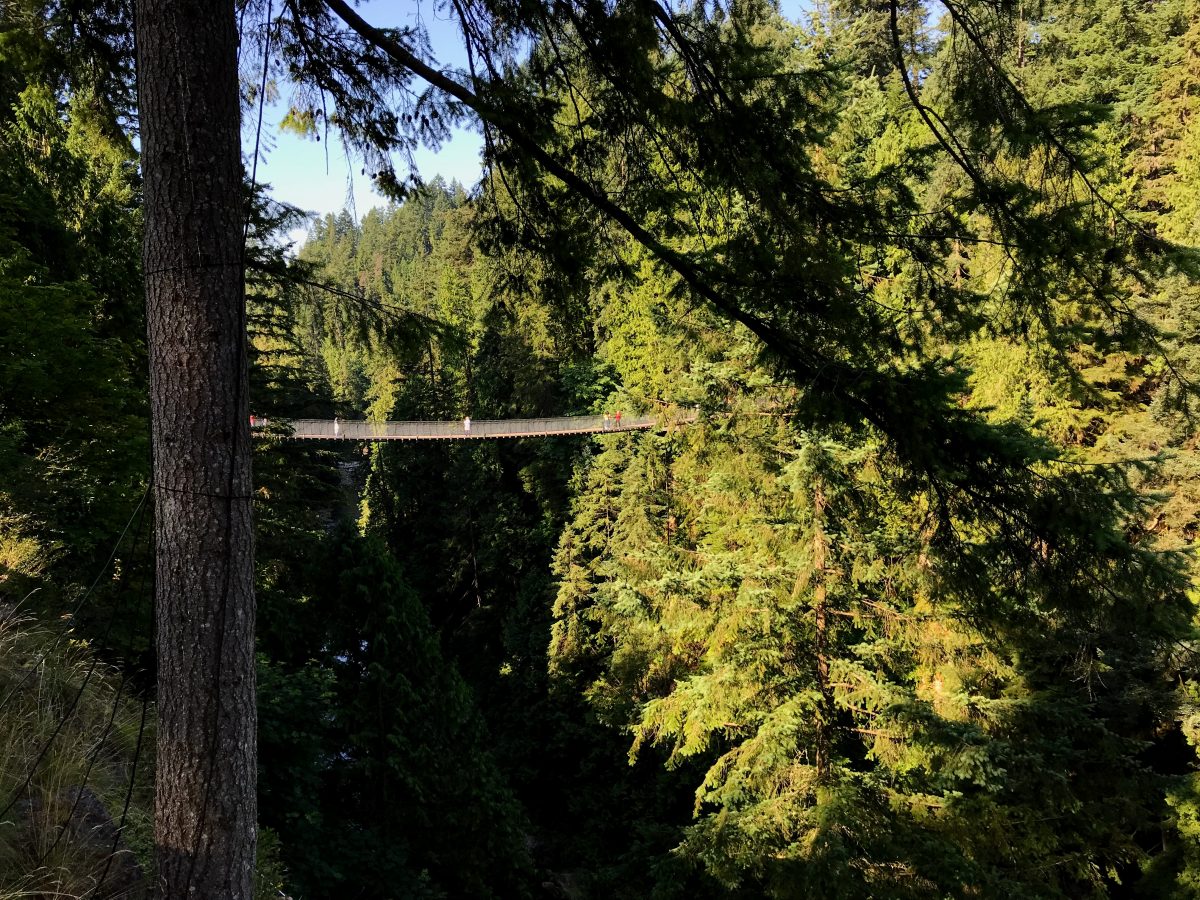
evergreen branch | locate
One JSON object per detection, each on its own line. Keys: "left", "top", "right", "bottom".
{"left": 322, "top": 0, "right": 807, "bottom": 366}
{"left": 888, "top": 0, "right": 1190, "bottom": 396}
{"left": 939, "top": 0, "right": 1166, "bottom": 252}
{"left": 319, "top": 0, "right": 1191, "bottom": 577}
{"left": 282, "top": 272, "right": 447, "bottom": 333}
{"left": 887, "top": 2, "right": 1005, "bottom": 223}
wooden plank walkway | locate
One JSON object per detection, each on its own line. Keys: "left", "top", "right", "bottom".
{"left": 255, "top": 414, "right": 677, "bottom": 441}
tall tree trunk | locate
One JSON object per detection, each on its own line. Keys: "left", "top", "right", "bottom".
{"left": 136, "top": 1, "right": 256, "bottom": 896}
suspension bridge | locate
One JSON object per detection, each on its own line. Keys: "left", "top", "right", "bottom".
{"left": 254, "top": 413, "right": 691, "bottom": 441}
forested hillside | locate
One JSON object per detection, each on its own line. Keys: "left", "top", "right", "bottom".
{"left": 3, "top": 0, "right": 1200, "bottom": 897}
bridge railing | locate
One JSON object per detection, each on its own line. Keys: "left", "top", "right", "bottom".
{"left": 271, "top": 414, "right": 675, "bottom": 440}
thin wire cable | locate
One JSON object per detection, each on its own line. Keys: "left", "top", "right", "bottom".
{"left": 36, "top": 490, "right": 155, "bottom": 867}
{"left": 0, "top": 486, "right": 149, "bottom": 718}
{"left": 0, "top": 496, "right": 150, "bottom": 823}
{"left": 90, "top": 687, "right": 151, "bottom": 899}
{"left": 90, "top": 493, "right": 156, "bottom": 899}
{"left": 35, "top": 676, "right": 130, "bottom": 865}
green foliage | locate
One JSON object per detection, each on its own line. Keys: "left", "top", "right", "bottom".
{"left": 8, "top": 0, "right": 1200, "bottom": 896}
{"left": 0, "top": 9, "right": 146, "bottom": 645}
{"left": 552, "top": 259, "right": 1192, "bottom": 897}
{"left": 272, "top": 4, "right": 1200, "bottom": 892}
{"left": 254, "top": 827, "right": 290, "bottom": 900}
{"left": 256, "top": 531, "right": 534, "bottom": 899}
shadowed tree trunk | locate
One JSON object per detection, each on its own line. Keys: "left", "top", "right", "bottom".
{"left": 136, "top": 0, "right": 256, "bottom": 895}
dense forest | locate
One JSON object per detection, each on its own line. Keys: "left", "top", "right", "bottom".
{"left": 3, "top": 0, "right": 1200, "bottom": 897}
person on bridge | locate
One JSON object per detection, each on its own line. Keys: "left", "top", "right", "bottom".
{"left": 615, "top": 410, "right": 622, "bottom": 429}
{"left": 603, "top": 412, "right": 611, "bottom": 431}
{"left": 333, "top": 416, "right": 341, "bottom": 438}
{"left": 463, "top": 415, "right": 471, "bottom": 434}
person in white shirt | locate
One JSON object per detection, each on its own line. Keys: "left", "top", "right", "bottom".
{"left": 463, "top": 415, "right": 471, "bottom": 435}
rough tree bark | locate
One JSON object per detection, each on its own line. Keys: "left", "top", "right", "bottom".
{"left": 136, "top": 0, "right": 256, "bottom": 896}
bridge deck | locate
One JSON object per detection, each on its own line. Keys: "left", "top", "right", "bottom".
{"left": 259, "top": 414, "right": 670, "bottom": 441}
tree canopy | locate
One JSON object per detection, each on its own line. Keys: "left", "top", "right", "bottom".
{"left": 2, "top": 0, "right": 1200, "bottom": 897}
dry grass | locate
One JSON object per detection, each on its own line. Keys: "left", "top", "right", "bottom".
{"left": 0, "top": 610, "right": 153, "bottom": 900}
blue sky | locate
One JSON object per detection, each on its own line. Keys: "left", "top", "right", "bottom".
{"left": 251, "top": 0, "right": 482, "bottom": 240}
{"left": 251, "top": 0, "right": 812, "bottom": 243}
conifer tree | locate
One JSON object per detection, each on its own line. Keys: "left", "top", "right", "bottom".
{"left": 552, "top": 235, "right": 1192, "bottom": 895}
